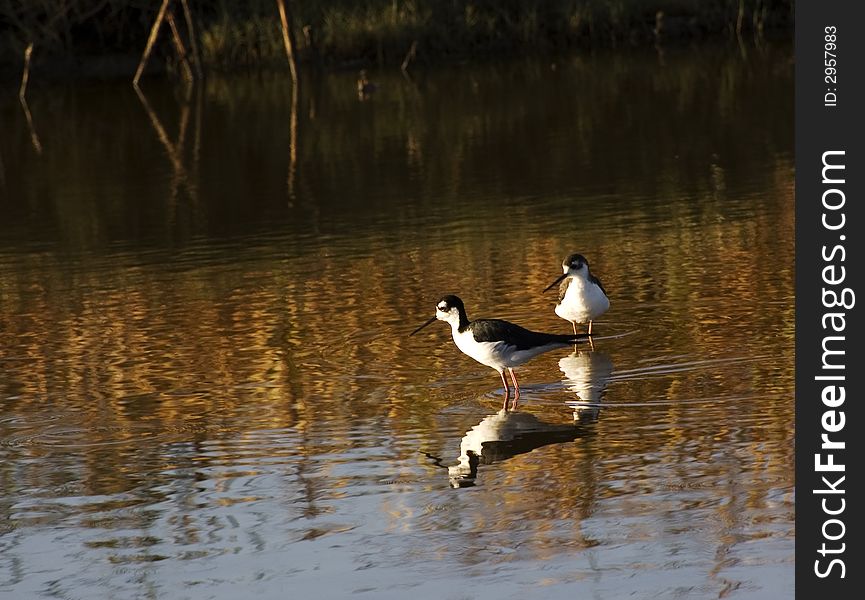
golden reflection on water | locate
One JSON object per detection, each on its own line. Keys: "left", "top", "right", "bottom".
{"left": 0, "top": 42, "right": 792, "bottom": 597}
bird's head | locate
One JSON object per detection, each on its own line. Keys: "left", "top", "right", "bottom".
{"left": 562, "top": 253, "right": 589, "bottom": 276}
{"left": 434, "top": 295, "right": 464, "bottom": 326}
{"left": 411, "top": 295, "right": 465, "bottom": 335}
{"left": 544, "top": 254, "right": 590, "bottom": 292}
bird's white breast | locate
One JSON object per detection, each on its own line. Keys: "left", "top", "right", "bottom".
{"left": 451, "top": 328, "right": 507, "bottom": 371}
{"left": 556, "top": 277, "right": 609, "bottom": 323}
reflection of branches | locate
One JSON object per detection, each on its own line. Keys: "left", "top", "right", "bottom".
{"left": 134, "top": 83, "right": 199, "bottom": 207}
{"left": 19, "top": 98, "right": 43, "bottom": 155}
{"left": 287, "top": 80, "right": 299, "bottom": 202}
{"left": 401, "top": 40, "right": 417, "bottom": 74}
{"left": 193, "top": 79, "right": 203, "bottom": 169}
{"left": 18, "top": 43, "right": 42, "bottom": 155}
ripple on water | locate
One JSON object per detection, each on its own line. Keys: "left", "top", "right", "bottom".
{"left": 0, "top": 44, "right": 794, "bottom": 599}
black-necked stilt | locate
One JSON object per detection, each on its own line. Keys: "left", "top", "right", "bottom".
{"left": 543, "top": 253, "right": 609, "bottom": 336}
{"left": 410, "top": 295, "right": 590, "bottom": 409}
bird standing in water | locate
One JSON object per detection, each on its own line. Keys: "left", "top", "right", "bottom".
{"left": 411, "top": 295, "right": 591, "bottom": 409}
{"left": 544, "top": 253, "right": 609, "bottom": 336}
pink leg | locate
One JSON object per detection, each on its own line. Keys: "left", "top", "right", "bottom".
{"left": 508, "top": 368, "right": 520, "bottom": 409}
{"left": 588, "top": 320, "right": 593, "bottom": 335}
{"left": 499, "top": 370, "right": 510, "bottom": 410}
{"left": 572, "top": 321, "right": 578, "bottom": 335}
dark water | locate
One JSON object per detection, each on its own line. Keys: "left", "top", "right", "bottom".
{"left": 1, "top": 42, "right": 793, "bottom": 599}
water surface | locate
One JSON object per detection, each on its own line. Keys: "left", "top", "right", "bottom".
{"left": 1, "top": 42, "right": 793, "bottom": 599}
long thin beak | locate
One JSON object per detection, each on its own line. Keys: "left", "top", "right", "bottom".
{"left": 410, "top": 316, "right": 437, "bottom": 336}
{"left": 543, "top": 273, "right": 567, "bottom": 293}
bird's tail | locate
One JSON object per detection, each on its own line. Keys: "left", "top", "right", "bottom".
{"left": 547, "top": 332, "right": 592, "bottom": 345}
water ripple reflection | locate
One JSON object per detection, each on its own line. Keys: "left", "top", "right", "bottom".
{"left": 0, "top": 43, "right": 792, "bottom": 598}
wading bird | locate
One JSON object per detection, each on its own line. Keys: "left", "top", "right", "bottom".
{"left": 544, "top": 253, "right": 609, "bottom": 336}
{"left": 411, "top": 295, "right": 590, "bottom": 409}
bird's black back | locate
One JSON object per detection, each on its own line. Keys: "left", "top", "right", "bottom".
{"left": 467, "top": 319, "right": 587, "bottom": 350}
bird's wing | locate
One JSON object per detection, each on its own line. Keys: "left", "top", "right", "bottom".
{"left": 557, "top": 278, "right": 571, "bottom": 303}
{"left": 472, "top": 319, "right": 579, "bottom": 350}
{"left": 470, "top": 320, "right": 519, "bottom": 346}
{"left": 590, "top": 273, "right": 608, "bottom": 297}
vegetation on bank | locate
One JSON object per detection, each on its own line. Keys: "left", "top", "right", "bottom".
{"left": 2, "top": 0, "right": 793, "bottom": 77}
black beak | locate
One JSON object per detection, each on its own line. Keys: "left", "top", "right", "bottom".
{"left": 410, "top": 316, "right": 437, "bottom": 336}
{"left": 543, "top": 273, "right": 567, "bottom": 293}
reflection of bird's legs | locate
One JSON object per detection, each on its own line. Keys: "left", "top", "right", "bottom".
{"left": 499, "top": 370, "right": 510, "bottom": 410}
{"left": 508, "top": 368, "right": 520, "bottom": 410}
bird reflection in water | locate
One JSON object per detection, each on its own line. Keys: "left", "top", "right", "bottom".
{"left": 431, "top": 349, "right": 614, "bottom": 488}
{"left": 447, "top": 410, "right": 590, "bottom": 488}
{"left": 559, "top": 348, "right": 614, "bottom": 423}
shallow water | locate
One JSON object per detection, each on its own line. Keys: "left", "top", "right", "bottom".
{"left": 1, "top": 42, "right": 793, "bottom": 599}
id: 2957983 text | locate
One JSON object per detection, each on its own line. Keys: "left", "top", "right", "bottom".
{"left": 825, "top": 26, "right": 838, "bottom": 107}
